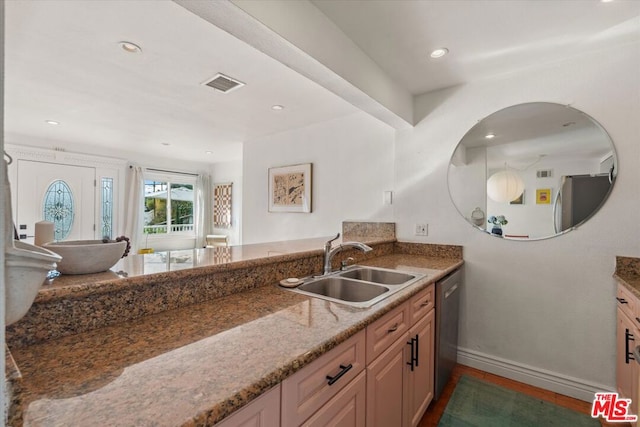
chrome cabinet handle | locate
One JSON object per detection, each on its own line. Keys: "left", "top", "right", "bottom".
{"left": 326, "top": 364, "right": 352, "bottom": 386}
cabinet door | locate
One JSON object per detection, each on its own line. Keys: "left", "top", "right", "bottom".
{"left": 404, "top": 309, "right": 435, "bottom": 427}
{"left": 366, "top": 334, "right": 407, "bottom": 427}
{"left": 303, "top": 371, "right": 366, "bottom": 427}
{"left": 216, "top": 385, "right": 280, "bottom": 427}
{"left": 617, "top": 307, "right": 636, "bottom": 400}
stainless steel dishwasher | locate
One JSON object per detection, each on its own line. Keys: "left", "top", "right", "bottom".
{"left": 434, "top": 268, "right": 462, "bottom": 400}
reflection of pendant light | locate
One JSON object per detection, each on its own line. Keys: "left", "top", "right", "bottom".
{"left": 487, "top": 166, "right": 524, "bottom": 202}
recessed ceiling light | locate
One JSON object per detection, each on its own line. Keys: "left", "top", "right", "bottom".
{"left": 601, "top": 0, "right": 614, "bottom": 3}
{"left": 485, "top": 133, "right": 495, "bottom": 139}
{"left": 119, "top": 41, "right": 142, "bottom": 54}
{"left": 45, "top": 120, "right": 60, "bottom": 125}
{"left": 205, "top": 151, "right": 213, "bottom": 155}
{"left": 271, "top": 105, "right": 284, "bottom": 111}
{"left": 430, "top": 48, "right": 449, "bottom": 59}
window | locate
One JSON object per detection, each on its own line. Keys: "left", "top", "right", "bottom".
{"left": 143, "top": 175, "right": 195, "bottom": 235}
{"left": 101, "top": 177, "right": 113, "bottom": 239}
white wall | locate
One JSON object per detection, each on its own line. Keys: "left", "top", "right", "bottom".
{"left": 1, "top": 1, "right": 6, "bottom": 420}
{"left": 242, "top": 112, "right": 395, "bottom": 244}
{"left": 4, "top": 135, "right": 212, "bottom": 174}
{"left": 210, "top": 160, "right": 242, "bottom": 246}
{"left": 394, "top": 44, "right": 640, "bottom": 398}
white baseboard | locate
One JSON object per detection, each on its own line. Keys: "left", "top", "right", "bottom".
{"left": 457, "top": 347, "right": 614, "bottom": 402}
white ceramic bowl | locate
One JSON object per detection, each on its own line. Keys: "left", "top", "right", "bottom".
{"left": 5, "top": 241, "right": 61, "bottom": 325}
{"left": 42, "top": 240, "right": 127, "bottom": 275}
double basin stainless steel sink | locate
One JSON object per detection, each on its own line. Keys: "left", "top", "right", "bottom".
{"left": 282, "top": 266, "right": 426, "bottom": 308}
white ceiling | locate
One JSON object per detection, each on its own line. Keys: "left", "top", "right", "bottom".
{"left": 4, "top": 1, "right": 640, "bottom": 164}
{"left": 313, "top": 0, "right": 640, "bottom": 95}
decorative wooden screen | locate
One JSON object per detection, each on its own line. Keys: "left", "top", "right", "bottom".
{"left": 213, "top": 183, "right": 232, "bottom": 228}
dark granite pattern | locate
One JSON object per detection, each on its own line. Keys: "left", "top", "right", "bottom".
{"left": 342, "top": 221, "right": 395, "bottom": 240}
{"left": 614, "top": 256, "right": 640, "bottom": 299}
{"left": 7, "top": 239, "right": 394, "bottom": 348}
{"left": 6, "top": 237, "right": 463, "bottom": 426}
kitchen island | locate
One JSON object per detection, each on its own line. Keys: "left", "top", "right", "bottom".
{"left": 6, "top": 236, "right": 462, "bottom": 426}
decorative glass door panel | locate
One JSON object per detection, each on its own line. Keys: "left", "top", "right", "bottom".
{"left": 16, "top": 160, "right": 95, "bottom": 243}
{"left": 43, "top": 179, "right": 75, "bottom": 241}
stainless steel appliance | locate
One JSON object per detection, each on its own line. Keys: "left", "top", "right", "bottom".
{"left": 435, "top": 269, "right": 462, "bottom": 400}
{"left": 553, "top": 173, "right": 613, "bottom": 233}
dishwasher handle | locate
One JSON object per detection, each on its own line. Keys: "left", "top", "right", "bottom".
{"left": 444, "top": 283, "right": 459, "bottom": 300}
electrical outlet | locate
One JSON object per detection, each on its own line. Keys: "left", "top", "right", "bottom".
{"left": 415, "top": 223, "right": 428, "bottom": 236}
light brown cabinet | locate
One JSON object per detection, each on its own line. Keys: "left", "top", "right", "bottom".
{"left": 404, "top": 309, "right": 435, "bottom": 427}
{"left": 282, "top": 329, "right": 366, "bottom": 427}
{"left": 366, "top": 284, "right": 436, "bottom": 427}
{"left": 231, "top": 283, "right": 436, "bottom": 427}
{"left": 616, "top": 283, "right": 640, "bottom": 426}
{"left": 215, "top": 385, "right": 281, "bottom": 427}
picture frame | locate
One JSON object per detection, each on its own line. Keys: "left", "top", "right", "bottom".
{"left": 510, "top": 191, "right": 524, "bottom": 205}
{"left": 268, "top": 163, "right": 312, "bottom": 213}
{"left": 536, "top": 188, "right": 552, "bottom": 204}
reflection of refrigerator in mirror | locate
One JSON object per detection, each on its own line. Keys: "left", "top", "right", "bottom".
{"left": 553, "top": 173, "right": 613, "bottom": 233}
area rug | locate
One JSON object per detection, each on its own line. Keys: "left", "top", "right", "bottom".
{"left": 438, "top": 375, "right": 600, "bottom": 427}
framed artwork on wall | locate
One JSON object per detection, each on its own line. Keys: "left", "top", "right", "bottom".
{"left": 213, "top": 182, "right": 232, "bottom": 228}
{"left": 536, "top": 188, "right": 551, "bottom": 204}
{"left": 510, "top": 191, "right": 524, "bottom": 205}
{"left": 268, "top": 163, "right": 312, "bottom": 213}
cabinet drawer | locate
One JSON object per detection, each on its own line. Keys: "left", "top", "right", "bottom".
{"left": 366, "top": 301, "right": 410, "bottom": 364}
{"left": 617, "top": 284, "right": 639, "bottom": 323}
{"left": 302, "top": 370, "right": 366, "bottom": 427}
{"left": 281, "top": 329, "right": 366, "bottom": 427}
{"left": 409, "top": 284, "right": 434, "bottom": 326}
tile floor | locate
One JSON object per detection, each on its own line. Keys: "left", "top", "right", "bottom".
{"left": 418, "top": 364, "right": 632, "bottom": 427}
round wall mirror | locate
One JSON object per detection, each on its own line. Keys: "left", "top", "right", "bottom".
{"left": 448, "top": 102, "right": 617, "bottom": 240}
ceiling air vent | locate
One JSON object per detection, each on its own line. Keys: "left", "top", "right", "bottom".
{"left": 536, "top": 169, "right": 553, "bottom": 178}
{"left": 203, "top": 73, "right": 245, "bottom": 93}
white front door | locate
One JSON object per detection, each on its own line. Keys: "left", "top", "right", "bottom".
{"left": 16, "top": 160, "right": 96, "bottom": 243}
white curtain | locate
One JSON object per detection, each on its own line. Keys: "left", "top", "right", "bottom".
{"left": 194, "top": 173, "right": 211, "bottom": 248}
{"left": 123, "top": 165, "right": 144, "bottom": 253}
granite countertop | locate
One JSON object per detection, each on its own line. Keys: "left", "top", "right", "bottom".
{"left": 8, "top": 254, "right": 462, "bottom": 426}
{"left": 37, "top": 236, "right": 394, "bottom": 302}
{"left": 614, "top": 256, "right": 640, "bottom": 299}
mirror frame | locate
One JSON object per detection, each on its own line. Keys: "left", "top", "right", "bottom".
{"left": 447, "top": 102, "right": 618, "bottom": 241}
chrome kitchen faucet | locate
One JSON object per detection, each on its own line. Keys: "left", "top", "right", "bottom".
{"left": 322, "top": 233, "right": 372, "bottom": 275}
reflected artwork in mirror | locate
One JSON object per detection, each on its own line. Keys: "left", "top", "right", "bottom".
{"left": 448, "top": 102, "right": 617, "bottom": 240}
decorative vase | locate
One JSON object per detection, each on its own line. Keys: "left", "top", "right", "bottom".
{"left": 491, "top": 226, "right": 503, "bottom": 236}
